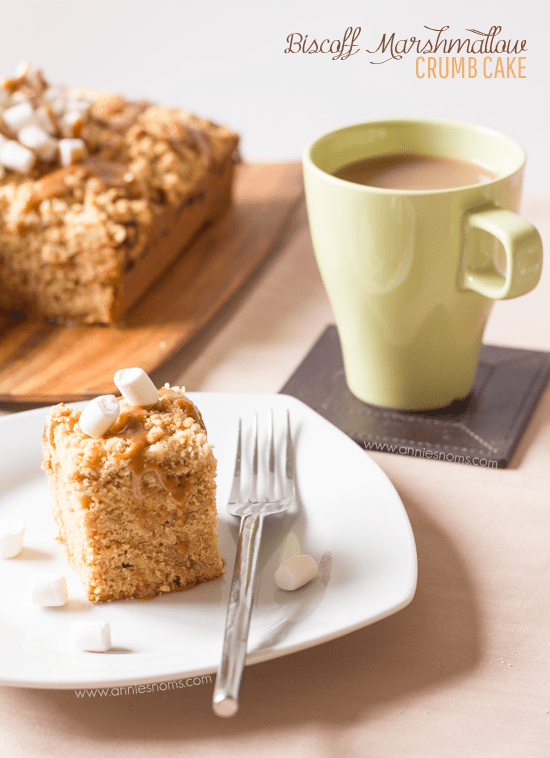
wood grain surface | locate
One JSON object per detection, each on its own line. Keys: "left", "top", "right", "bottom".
{"left": 0, "top": 163, "right": 304, "bottom": 403}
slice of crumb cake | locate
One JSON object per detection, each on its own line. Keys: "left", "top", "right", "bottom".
{"left": 42, "top": 381, "right": 223, "bottom": 602}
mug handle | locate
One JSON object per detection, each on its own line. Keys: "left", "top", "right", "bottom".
{"left": 460, "top": 206, "right": 543, "bottom": 299}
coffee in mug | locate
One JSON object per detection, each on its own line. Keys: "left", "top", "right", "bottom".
{"left": 303, "top": 119, "right": 543, "bottom": 410}
{"left": 332, "top": 153, "right": 497, "bottom": 191}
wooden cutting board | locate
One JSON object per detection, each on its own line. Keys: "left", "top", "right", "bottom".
{"left": 0, "top": 163, "right": 304, "bottom": 403}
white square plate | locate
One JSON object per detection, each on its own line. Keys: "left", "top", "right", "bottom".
{"left": 0, "top": 393, "right": 417, "bottom": 689}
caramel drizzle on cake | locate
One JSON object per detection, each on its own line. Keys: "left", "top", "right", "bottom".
{"left": 104, "top": 388, "right": 205, "bottom": 504}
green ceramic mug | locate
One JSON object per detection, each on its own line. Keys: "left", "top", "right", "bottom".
{"left": 303, "top": 119, "right": 543, "bottom": 410}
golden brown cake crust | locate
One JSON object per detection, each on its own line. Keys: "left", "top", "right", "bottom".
{"left": 42, "top": 386, "right": 224, "bottom": 602}
{"left": 0, "top": 71, "right": 239, "bottom": 323}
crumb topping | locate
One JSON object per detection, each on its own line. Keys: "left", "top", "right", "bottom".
{"left": 43, "top": 386, "right": 212, "bottom": 488}
{"left": 0, "top": 63, "right": 239, "bottom": 273}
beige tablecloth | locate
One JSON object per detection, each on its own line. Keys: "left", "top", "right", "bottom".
{"left": 1, "top": 191, "right": 549, "bottom": 757}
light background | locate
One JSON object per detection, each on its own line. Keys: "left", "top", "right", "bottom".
{"left": 0, "top": 0, "right": 547, "bottom": 191}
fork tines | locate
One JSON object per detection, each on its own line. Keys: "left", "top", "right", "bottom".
{"left": 229, "top": 411, "right": 294, "bottom": 511}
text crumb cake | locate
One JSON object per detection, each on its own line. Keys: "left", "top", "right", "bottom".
{"left": 41, "top": 369, "right": 224, "bottom": 602}
{"left": 0, "top": 62, "right": 239, "bottom": 324}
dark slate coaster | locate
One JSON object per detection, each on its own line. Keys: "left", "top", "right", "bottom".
{"left": 280, "top": 325, "right": 550, "bottom": 469}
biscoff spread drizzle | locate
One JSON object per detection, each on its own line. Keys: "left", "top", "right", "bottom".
{"left": 103, "top": 388, "right": 205, "bottom": 503}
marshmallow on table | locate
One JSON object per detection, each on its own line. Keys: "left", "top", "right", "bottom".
{"left": 275, "top": 554, "right": 318, "bottom": 591}
{"left": 71, "top": 621, "right": 112, "bottom": 652}
{"left": 0, "top": 518, "right": 25, "bottom": 558}
{"left": 18, "top": 124, "right": 57, "bottom": 161}
{"left": 0, "top": 140, "right": 35, "bottom": 173}
{"left": 2, "top": 101, "right": 35, "bottom": 131}
{"left": 79, "top": 395, "right": 120, "bottom": 438}
{"left": 58, "top": 137, "right": 86, "bottom": 166}
{"left": 114, "top": 368, "right": 159, "bottom": 406}
{"left": 29, "top": 574, "right": 68, "bottom": 606}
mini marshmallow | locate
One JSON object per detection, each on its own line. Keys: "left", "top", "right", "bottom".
{"left": 0, "top": 140, "right": 36, "bottom": 173}
{"left": 34, "top": 106, "right": 58, "bottom": 136}
{"left": 42, "top": 85, "right": 64, "bottom": 104}
{"left": 79, "top": 395, "right": 120, "bottom": 438}
{"left": 13, "top": 61, "right": 43, "bottom": 90}
{"left": 71, "top": 621, "right": 112, "bottom": 652}
{"left": 114, "top": 368, "right": 159, "bottom": 407}
{"left": 18, "top": 124, "right": 57, "bottom": 161}
{"left": 0, "top": 518, "right": 25, "bottom": 558}
{"left": 58, "top": 137, "right": 86, "bottom": 166}
{"left": 64, "top": 98, "right": 90, "bottom": 114}
{"left": 275, "top": 554, "right": 317, "bottom": 591}
{"left": 41, "top": 85, "right": 66, "bottom": 113}
{"left": 60, "top": 110, "right": 83, "bottom": 138}
{"left": 29, "top": 574, "right": 68, "bottom": 606}
{"left": 9, "top": 91, "right": 30, "bottom": 105}
{"left": 13, "top": 60, "right": 31, "bottom": 78}
{"left": 2, "top": 101, "right": 35, "bottom": 131}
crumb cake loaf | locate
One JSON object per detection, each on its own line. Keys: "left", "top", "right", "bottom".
{"left": 0, "top": 62, "right": 239, "bottom": 323}
{"left": 42, "top": 382, "right": 224, "bottom": 601}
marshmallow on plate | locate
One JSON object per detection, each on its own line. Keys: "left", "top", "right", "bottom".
{"left": 71, "top": 621, "right": 112, "bottom": 652}
{"left": 275, "top": 554, "right": 318, "bottom": 591}
{"left": 29, "top": 574, "right": 68, "bottom": 606}
{"left": 114, "top": 368, "right": 159, "bottom": 407}
{"left": 0, "top": 139, "right": 35, "bottom": 173}
{"left": 79, "top": 395, "right": 120, "bottom": 439}
{"left": 0, "top": 518, "right": 25, "bottom": 558}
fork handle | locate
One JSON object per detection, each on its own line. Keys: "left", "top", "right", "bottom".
{"left": 213, "top": 512, "right": 264, "bottom": 717}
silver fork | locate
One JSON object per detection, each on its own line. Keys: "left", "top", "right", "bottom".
{"left": 212, "top": 411, "right": 295, "bottom": 717}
